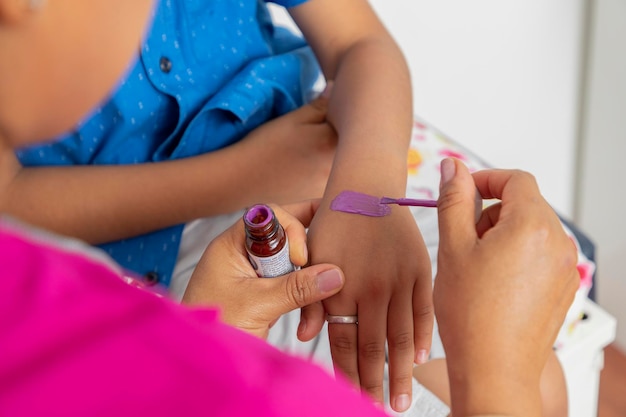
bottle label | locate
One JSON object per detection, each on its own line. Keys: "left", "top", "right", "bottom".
{"left": 247, "top": 240, "right": 294, "bottom": 278}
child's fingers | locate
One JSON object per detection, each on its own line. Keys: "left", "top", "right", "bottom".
{"left": 295, "top": 81, "right": 333, "bottom": 123}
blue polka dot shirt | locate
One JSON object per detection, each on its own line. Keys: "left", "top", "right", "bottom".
{"left": 16, "top": 0, "right": 318, "bottom": 287}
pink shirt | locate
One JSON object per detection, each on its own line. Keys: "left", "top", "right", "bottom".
{"left": 0, "top": 219, "right": 385, "bottom": 417}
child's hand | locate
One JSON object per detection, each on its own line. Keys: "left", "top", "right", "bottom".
{"left": 434, "top": 159, "right": 579, "bottom": 417}
{"left": 182, "top": 201, "right": 345, "bottom": 340}
{"left": 231, "top": 93, "right": 337, "bottom": 205}
{"left": 305, "top": 198, "right": 434, "bottom": 412}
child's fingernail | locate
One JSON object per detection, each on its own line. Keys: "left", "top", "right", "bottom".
{"left": 394, "top": 394, "right": 411, "bottom": 412}
{"left": 416, "top": 349, "right": 429, "bottom": 364}
{"left": 297, "top": 317, "right": 307, "bottom": 336}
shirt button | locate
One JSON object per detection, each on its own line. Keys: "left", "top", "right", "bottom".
{"left": 144, "top": 271, "right": 160, "bottom": 285}
{"left": 159, "top": 57, "right": 172, "bottom": 73}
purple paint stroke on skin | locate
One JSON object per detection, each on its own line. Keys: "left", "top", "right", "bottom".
{"left": 330, "top": 190, "right": 391, "bottom": 217}
{"left": 330, "top": 190, "right": 440, "bottom": 217}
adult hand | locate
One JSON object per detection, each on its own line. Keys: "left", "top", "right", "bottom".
{"left": 305, "top": 202, "right": 433, "bottom": 412}
{"left": 182, "top": 201, "right": 345, "bottom": 340}
{"left": 434, "top": 158, "right": 580, "bottom": 417}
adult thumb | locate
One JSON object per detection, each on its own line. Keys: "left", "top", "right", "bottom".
{"left": 273, "top": 266, "right": 345, "bottom": 316}
{"left": 437, "top": 158, "right": 481, "bottom": 249}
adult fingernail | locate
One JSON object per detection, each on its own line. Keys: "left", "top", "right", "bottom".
{"left": 440, "top": 158, "right": 456, "bottom": 188}
{"left": 394, "top": 394, "right": 411, "bottom": 412}
{"left": 316, "top": 269, "right": 342, "bottom": 293}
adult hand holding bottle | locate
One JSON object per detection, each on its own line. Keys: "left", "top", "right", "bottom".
{"left": 183, "top": 200, "right": 345, "bottom": 340}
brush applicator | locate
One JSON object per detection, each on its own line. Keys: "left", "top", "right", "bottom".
{"left": 379, "top": 197, "right": 438, "bottom": 208}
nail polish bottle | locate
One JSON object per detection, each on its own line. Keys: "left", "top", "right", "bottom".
{"left": 243, "top": 204, "right": 295, "bottom": 278}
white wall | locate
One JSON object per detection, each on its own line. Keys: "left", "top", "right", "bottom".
{"left": 271, "top": 2, "right": 584, "bottom": 217}
{"left": 368, "top": 0, "right": 585, "bottom": 219}
{"left": 578, "top": 0, "right": 626, "bottom": 350}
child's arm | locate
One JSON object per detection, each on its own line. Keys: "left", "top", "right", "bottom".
{"left": 289, "top": 0, "right": 433, "bottom": 412}
{"left": 5, "top": 97, "right": 335, "bottom": 244}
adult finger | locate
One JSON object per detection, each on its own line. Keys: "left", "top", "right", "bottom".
{"left": 281, "top": 199, "right": 321, "bottom": 228}
{"left": 260, "top": 265, "right": 345, "bottom": 322}
{"left": 475, "top": 202, "right": 502, "bottom": 237}
{"left": 471, "top": 168, "right": 541, "bottom": 203}
{"left": 471, "top": 169, "right": 552, "bottom": 236}
{"left": 437, "top": 158, "right": 480, "bottom": 251}
{"left": 270, "top": 202, "right": 317, "bottom": 267}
